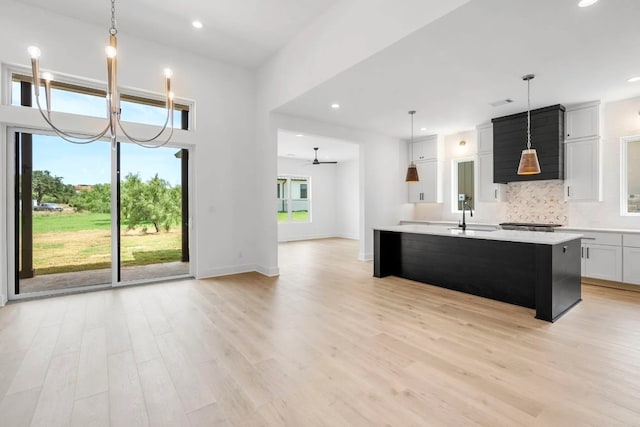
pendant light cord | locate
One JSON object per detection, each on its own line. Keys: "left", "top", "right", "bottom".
{"left": 527, "top": 77, "right": 531, "bottom": 150}
{"left": 408, "top": 110, "right": 416, "bottom": 161}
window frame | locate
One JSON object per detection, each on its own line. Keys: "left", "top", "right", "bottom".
{"left": 620, "top": 135, "right": 640, "bottom": 216}
{"left": 451, "top": 157, "right": 476, "bottom": 213}
{"left": 277, "top": 175, "right": 311, "bottom": 224}
{"left": 5, "top": 65, "right": 193, "bottom": 130}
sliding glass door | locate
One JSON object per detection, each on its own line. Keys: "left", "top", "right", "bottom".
{"left": 15, "top": 132, "right": 113, "bottom": 295}
{"left": 10, "top": 75, "right": 191, "bottom": 298}
{"left": 118, "top": 143, "right": 189, "bottom": 282}
{"left": 13, "top": 132, "right": 190, "bottom": 297}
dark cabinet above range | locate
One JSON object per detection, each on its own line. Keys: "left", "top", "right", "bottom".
{"left": 491, "top": 104, "right": 565, "bottom": 183}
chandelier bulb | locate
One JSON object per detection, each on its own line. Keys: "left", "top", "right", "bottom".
{"left": 105, "top": 46, "right": 117, "bottom": 58}
{"left": 41, "top": 72, "right": 53, "bottom": 82}
{"left": 164, "top": 68, "right": 173, "bottom": 79}
{"left": 168, "top": 91, "right": 175, "bottom": 100}
{"left": 28, "top": 46, "right": 41, "bottom": 59}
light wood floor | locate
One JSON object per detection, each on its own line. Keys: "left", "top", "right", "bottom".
{"left": 1, "top": 238, "right": 640, "bottom": 426}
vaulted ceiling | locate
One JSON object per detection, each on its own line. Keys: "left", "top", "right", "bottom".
{"left": 19, "top": 0, "right": 640, "bottom": 147}
{"left": 15, "top": 0, "right": 341, "bottom": 68}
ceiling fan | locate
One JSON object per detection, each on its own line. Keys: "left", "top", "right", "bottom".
{"left": 310, "top": 147, "right": 337, "bottom": 165}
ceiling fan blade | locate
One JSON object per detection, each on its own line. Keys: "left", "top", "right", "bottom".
{"left": 317, "top": 161, "right": 338, "bottom": 164}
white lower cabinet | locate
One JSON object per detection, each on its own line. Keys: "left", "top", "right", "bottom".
{"left": 565, "top": 229, "right": 640, "bottom": 285}
{"left": 581, "top": 243, "right": 622, "bottom": 282}
{"left": 623, "top": 234, "right": 640, "bottom": 285}
{"left": 408, "top": 160, "right": 441, "bottom": 203}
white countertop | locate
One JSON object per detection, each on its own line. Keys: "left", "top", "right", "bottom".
{"left": 375, "top": 224, "right": 583, "bottom": 245}
{"left": 561, "top": 226, "right": 640, "bottom": 235}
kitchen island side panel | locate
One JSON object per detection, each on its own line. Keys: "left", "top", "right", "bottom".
{"left": 534, "top": 239, "right": 582, "bottom": 321}
{"left": 398, "top": 232, "right": 537, "bottom": 308}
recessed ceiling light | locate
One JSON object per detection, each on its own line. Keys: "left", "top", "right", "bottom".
{"left": 192, "top": 20, "right": 203, "bottom": 29}
{"left": 420, "top": 127, "right": 427, "bottom": 131}
{"left": 331, "top": 103, "right": 340, "bottom": 109}
{"left": 296, "top": 134, "right": 304, "bottom": 137}
{"left": 578, "top": 0, "right": 598, "bottom": 7}
{"left": 628, "top": 76, "right": 640, "bottom": 83}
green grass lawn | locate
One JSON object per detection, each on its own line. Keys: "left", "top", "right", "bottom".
{"left": 277, "top": 211, "right": 309, "bottom": 222}
{"left": 27, "top": 211, "right": 182, "bottom": 275}
{"left": 32, "top": 211, "right": 111, "bottom": 233}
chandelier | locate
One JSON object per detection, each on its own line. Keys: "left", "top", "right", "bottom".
{"left": 27, "top": 0, "right": 175, "bottom": 149}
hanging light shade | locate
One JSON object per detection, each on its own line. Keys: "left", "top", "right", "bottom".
{"left": 517, "top": 74, "right": 541, "bottom": 175}
{"left": 405, "top": 110, "right": 419, "bottom": 182}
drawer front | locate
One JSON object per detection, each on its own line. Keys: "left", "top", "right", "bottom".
{"left": 580, "top": 231, "right": 622, "bottom": 246}
{"left": 623, "top": 233, "right": 640, "bottom": 248}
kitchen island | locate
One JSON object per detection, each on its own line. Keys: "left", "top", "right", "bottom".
{"left": 374, "top": 224, "right": 583, "bottom": 322}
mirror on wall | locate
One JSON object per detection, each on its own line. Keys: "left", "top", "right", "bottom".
{"left": 453, "top": 159, "right": 475, "bottom": 212}
{"left": 621, "top": 136, "right": 640, "bottom": 215}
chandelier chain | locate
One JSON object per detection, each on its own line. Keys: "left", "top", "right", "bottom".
{"left": 110, "top": 0, "right": 117, "bottom": 35}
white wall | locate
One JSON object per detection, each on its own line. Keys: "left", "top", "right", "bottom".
{"left": 567, "top": 96, "right": 640, "bottom": 228}
{"left": 335, "top": 159, "right": 360, "bottom": 239}
{"left": 272, "top": 113, "right": 405, "bottom": 260}
{"left": 254, "top": 1, "right": 472, "bottom": 274}
{"left": 0, "top": 1, "right": 257, "bottom": 303}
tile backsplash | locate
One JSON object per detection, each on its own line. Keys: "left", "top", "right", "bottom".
{"left": 505, "top": 180, "right": 568, "bottom": 225}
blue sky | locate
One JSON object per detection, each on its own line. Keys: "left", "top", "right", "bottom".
{"left": 33, "top": 135, "right": 182, "bottom": 186}
{"left": 15, "top": 82, "right": 183, "bottom": 186}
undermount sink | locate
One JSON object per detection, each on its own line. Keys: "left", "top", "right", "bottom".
{"left": 448, "top": 227, "right": 497, "bottom": 232}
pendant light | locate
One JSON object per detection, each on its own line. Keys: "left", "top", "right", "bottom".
{"left": 517, "top": 74, "right": 541, "bottom": 175}
{"left": 405, "top": 110, "right": 419, "bottom": 182}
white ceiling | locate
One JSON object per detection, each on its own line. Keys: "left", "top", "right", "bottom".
{"left": 23, "top": 0, "right": 640, "bottom": 144}
{"left": 276, "top": 0, "right": 640, "bottom": 140}
{"left": 16, "top": 0, "right": 341, "bottom": 68}
{"left": 277, "top": 130, "right": 358, "bottom": 162}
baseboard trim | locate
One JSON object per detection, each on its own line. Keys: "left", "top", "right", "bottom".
{"left": 582, "top": 277, "right": 640, "bottom": 293}
{"left": 255, "top": 265, "right": 280, "bottom": 277}
{"left": 359, "top": 251, "right": 373, "bottom": 261}
{"left": 278, "top": 234, "right": 335, "bottom": 243}
{"left": 197, "top": 264, "right": 258, "bottom": 279}
{"left": 198, "top": 264, "right": 280, "bottom": 279}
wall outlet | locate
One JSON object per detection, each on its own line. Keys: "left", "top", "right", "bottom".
{"left": 458, "top": 194, "right": 466, "bottom": 201}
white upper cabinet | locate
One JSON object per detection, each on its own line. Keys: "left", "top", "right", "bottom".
{"left": 407, "top": 135, "right": 444, "bottom": 204}
{"left": 565, "top": 102, "right": 600, "bottom": 140}
{"left": 477, "top": 123, "right": 493, "bottom": 154}
{"left": 476, "top": 123, "right": 504, "bottom": 202}
{"left": 408, "top": 160, "right": 442, "bottom": 203}
{"left": 477, "top": 152, "right": 503, "bottom": 202}
{"left": 564, "top": 101, "right": 601, "bottom": 202}
{"left": 565, "top": 137, "right": 600, "bottom": 201}
{"left": 411, "top": 135, "right": 442, "bottom": 162}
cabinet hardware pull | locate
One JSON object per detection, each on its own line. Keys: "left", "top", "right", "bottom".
{"left": 567, "top": 186, "right": 570, "bottom": 197}
{"left": 494, "top": 189, "right": 497, "bottom": 199}
{"left": 587, "top": 247, "right": 590, "bottom": 259}
{"left": 581, "top": 247, "right": 584, "bottom": 258}
{"left": 582, "top": 237, "right": 596, "bottom": 240}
